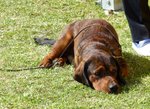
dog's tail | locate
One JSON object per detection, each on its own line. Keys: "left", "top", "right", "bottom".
{"left": 34, "top": 37, "right": 56, "bottom": 46}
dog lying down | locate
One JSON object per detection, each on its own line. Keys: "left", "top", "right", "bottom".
{"left": 36, "top": 19, "right": 128, "bottom": 94}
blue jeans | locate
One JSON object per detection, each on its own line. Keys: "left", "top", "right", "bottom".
{"left": 122, "top": 0, "right": 150, "bottom": 42}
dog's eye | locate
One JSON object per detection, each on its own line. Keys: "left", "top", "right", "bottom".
{"left": 93, "top": 66, "right": 105, "bottom": 77}
{"left": 94, "top": 72, "right": 102, "bottom": 77}
{"left": 111, "top": 69, "right": 117, "bottom": 73}
{"left": 110, "top": 68, "right": 117, "bottom": 76}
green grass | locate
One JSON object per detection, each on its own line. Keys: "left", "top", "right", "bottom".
{"left": 0, "top": 0, "right": 150, "bottom": 108}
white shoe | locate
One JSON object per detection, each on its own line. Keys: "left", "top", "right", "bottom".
{"left": 132, "top": 39, "right": 150, "bottom": 56}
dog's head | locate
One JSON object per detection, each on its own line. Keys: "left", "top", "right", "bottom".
{"left": 74, "top": 55, "right": 128, "bottom": 94}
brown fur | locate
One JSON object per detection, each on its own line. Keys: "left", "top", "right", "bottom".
{"left": 39, "top": 19, "right": 128, "bottom": 94}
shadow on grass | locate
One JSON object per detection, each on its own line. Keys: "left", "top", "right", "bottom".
{"left": 122, "top": 52, "right": 150, "bottom": 93}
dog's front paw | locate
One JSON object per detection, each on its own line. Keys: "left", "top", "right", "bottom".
{"left": 39, "top": 56, "right": 53, "bottom": 68}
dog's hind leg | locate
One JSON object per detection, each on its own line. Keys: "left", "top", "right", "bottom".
{"left": 39, "top": 24, "right": 74, "bottom": 68}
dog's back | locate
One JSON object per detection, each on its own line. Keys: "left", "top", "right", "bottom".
{"left": 70, "top": 19, "right": 122, "bottom": 65}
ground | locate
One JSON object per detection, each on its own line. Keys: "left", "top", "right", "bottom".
{"left": 0, "top": 0, "right": 150, "bottom": 109}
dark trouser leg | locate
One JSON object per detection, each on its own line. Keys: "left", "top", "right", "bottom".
{"left": 122, "top": 0, "right": 150, "bottom": 42}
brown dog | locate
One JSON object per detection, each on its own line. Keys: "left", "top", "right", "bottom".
{"left": 39, "top": 19, "right": 128, "bottom": 94}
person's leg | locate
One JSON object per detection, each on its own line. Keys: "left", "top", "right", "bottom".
{"left": 122, "top": 0, "right": 150, "bottom": 56}
{"left": 122, "top": 0, "right": 150, "bottom": 42}
{"left": 141, "top": 0, "right": 150, "bottom": 34}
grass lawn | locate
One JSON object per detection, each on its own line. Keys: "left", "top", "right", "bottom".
{"left": 0, "top": 0, "right": 150, "bottom": 108}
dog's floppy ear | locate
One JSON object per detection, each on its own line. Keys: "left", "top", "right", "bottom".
{"left": 114, "top": 57, "right": 128, "bottom": 86}
{"left": 74, "top": 60, "right": 93, "bottom": 88}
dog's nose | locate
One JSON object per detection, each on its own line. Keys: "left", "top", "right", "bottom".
{"left": 109, "top": 84, "right": 118, "bottom": 94}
